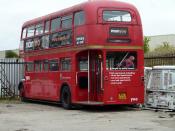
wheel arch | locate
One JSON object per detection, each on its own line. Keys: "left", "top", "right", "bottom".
{"left": 18, "top": 81, "right": 24, "bottom": 90}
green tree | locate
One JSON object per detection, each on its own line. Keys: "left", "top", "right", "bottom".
{"left": 154, "top": 41, "right": 175, "bottom": 52}
{"left": 143, "top": 36, "right": 150, "bottom": 53}
{"left": 5, "top": 50, "right": 19, "bottom": 58}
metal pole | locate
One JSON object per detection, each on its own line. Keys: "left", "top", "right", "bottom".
{"left": 101, "top": 60, "right": 103, "bottom": 90}
{"left": 88, "top": 50, "right": 90, "bottom": 103}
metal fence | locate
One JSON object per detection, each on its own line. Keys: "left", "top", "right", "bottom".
{"left": 144, "top": 56, "right": 175, "bottom": 67}
{"left": 0, "top": 58, "right": 24, "bottom": 98}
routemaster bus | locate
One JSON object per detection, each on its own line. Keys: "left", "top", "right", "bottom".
{"left": 19, "top": 0, "right": 144, "bottom": 109}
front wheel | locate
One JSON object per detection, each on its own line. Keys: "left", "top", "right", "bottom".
{"left": 61, "top": 86, "right": 72, "bottom": 109}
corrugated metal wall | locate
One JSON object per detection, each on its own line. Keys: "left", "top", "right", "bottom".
{"left": 0, "top": 58, "right": 24, "bottom": 97}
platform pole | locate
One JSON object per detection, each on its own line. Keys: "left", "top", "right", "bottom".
{"left": 88, "top": 50, "right": 90, "bottom": 103}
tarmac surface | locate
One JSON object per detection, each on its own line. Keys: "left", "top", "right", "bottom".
{"left": 0, "top": 101, "right": 175, "bottom": 131}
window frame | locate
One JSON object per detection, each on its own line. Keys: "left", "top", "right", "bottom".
{"left": 44, "top": 20, "right": 50, "bottom": 33}
{"left": 26, "top": 62, "right": 34, "bottom": 72}
{"left": 34, "top": 60, "right": 43, "bottom": 72}
{"left": 26, "top": 25, "right": 35, "bottom": 38}
{"left": 41, "top": 35, "right": 50, "bottom": 49}
{"left": 79, "top": 57, "right": 88, "bottom": 71}
{"left": 51, "top": 17, "right": 61, "bottom": 32}
{"left": 25, "top": 39, "right": 34, "bottom": 51}
{"left": 22, "top": 28, "right": 27, "bottom": 39}
{"left": 19, "top": 40, "right": 24, "bottom": 51}
{"left": 102, "top": 10, "right": 132, "bottom": 23}
{"left": 43, "top": 60, "right": 49, "bottom": 72}
{"left": 49, "top": 59, "right": 59, "bottom": 71}
{"left": 60, "top": 57, "right": 71, "bottom": 71}
{"left": 106, "top": 51, "right": 137, "bottom": 70}
{"left": 74, "top": 11, "right": 85, "bottom": 26}
{"left": 61, "top": 15, "right": 73, "bottom": 29}
{"left": 35, "top": 23, "right": 44, "bottom": 36}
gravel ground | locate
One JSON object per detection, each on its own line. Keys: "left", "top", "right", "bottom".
{"left": 0, "top": 101, "right": 175, "bottom": 131}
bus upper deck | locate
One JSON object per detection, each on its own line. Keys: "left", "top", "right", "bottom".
{"left": 20, "top": 0, "right": 143, "bottom": 56}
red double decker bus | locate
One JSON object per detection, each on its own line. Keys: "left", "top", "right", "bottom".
{"left": 19, "top": 0, "right": 144, "bottom": 109}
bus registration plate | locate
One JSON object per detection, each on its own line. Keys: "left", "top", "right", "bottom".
{"left": 118, "top": 93, "right": 127, "bottom": 100}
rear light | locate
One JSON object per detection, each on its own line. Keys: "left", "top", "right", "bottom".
{"left": 141, "top": 76, "right": 144, "bottom": 81}
{"left": 107, "top": 39, "right": 131, "bottom": 43}
{"left": 110, "top": 27, "right": 128, "bottom": 36}
{"left": 104, "top": 76, "right": 108, "bottom": 81}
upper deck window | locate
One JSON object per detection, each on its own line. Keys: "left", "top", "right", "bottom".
{"left": 35, "top": 23, "right": 44, "bottom": 35}
{"left": 25, "top": 39, "right": 34, "bottom": 51}
{"left": 27, "top": 26, "right": 35, "bottom": 37}
{"left": 62, "top": 15, "right": 72, "bottom": 29}
{"left": 42, "top": 35, "right": 49, "bottom": 49}
{"left": 19, "top": 40, "right": 24, "bottom": 51}
{"left": 51, "top": 17, "right": 61, "bottom": 32}
{"left": 22, "top": 28, "right": 27, "bottom": 39}
{"left": 103, "top": 10, "right": 131, "bottom": 22}
{"left": 44, "top": 21, "right": 50, "bottom": 33}
{"left": 74, "top": 11, "right": 85, "bottom": 26}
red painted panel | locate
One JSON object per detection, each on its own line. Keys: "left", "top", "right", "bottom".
{"left": 20, "top": 0, "right": 144, "bottom": 106}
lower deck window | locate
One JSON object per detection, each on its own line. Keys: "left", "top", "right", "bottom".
{"left": 43, "top": 60, "right": 49, "bottom": 71}
{"left": 61, "top": 58, "right": 71, "bottom": 71}
{"left": 49, "top": 60, "right": 59, "bottom": 71}
{"left": 35, "top": 61, "right": 43, "bottom": 72}
{"left": 79, "top": 57, "right": 88, "bottom": 71}
{"left": 26, "top": 62, "right": 34, "bottom": 72}
{"left": 106, "top": 51, "right": 137, "bottom": 70}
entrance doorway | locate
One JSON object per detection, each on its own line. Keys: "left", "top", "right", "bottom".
{"left": 76, "top": 50, "right": 103, "bottom": 102}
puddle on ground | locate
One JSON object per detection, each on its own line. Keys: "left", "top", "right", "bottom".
{"left": 15, "top": 128, "right": 29, "bottom": 131}
{"left": 129, "top": 127, "right": 153, "bottom": 131}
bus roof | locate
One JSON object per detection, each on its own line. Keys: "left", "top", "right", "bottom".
{"left": 22, "top": 0, "right": 138, "bottom": 28}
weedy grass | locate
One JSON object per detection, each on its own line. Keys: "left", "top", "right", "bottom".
{"left": 0, "top": 97, "right": 21, "bottom": 104}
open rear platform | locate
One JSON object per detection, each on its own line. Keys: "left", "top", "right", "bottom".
{"left": 75, "top": 101, "right": 104, "bottom": 105}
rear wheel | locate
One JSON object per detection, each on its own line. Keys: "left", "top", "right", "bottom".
{"left": 61, "top": 86, "right": 72, "bottom": 109}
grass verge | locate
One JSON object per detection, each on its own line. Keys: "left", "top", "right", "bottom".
{"left": 0, "top": 97, "right": 21, "bottom": 104}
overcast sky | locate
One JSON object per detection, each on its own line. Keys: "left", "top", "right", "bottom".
{"left": 0, "top": 0, "right": 175, "bottom": 51}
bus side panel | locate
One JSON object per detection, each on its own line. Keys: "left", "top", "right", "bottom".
{"left": 103, "top": 49, "right": 144, "bottom": 105}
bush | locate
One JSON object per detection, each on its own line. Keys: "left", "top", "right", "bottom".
{"left": 145, "top": 42, "right": 175, "bottom": 58}
{"left": 143, "top": 36, "right": 150, "bottom": 54}
{"left": 5, "top": 50, "right": 19, "bottom": 58}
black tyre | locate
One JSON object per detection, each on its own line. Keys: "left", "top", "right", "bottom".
{"left": 18, "top": 84, "right": 25, "bottom": 102}
{"left": 61, "top": 86, "right": 72, "bottom": 109}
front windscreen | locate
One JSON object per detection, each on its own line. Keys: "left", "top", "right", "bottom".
{"left": 106, "top": 51, "right": 137, "bottom": 70}
{"left": 103, "top": 10, "right": 131, "bottom": 22}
